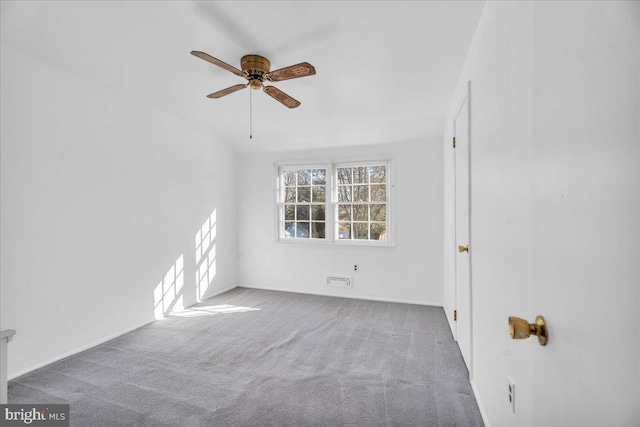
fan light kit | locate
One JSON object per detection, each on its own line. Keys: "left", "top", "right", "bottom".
{"left": 191, "top": 51, "right": 316, "bottom": 138}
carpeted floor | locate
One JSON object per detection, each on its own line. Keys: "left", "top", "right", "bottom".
{"left": 8, "top": 287, "right": 484, "bottom": 426}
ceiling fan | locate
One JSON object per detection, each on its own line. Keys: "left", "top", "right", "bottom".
{"left": 191, "top": 51, "right": 316, "bottom": 109}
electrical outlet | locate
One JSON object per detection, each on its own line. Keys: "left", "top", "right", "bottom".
{"left": 353, "top": 264, "right": 359, "bottom": 271}
{"left": 508, "top": 378, "right": 515, "bottom": 413}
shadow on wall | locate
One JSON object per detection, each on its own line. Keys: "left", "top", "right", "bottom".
{"left": 152, "top": 209, "right": 219, "bottom": 320}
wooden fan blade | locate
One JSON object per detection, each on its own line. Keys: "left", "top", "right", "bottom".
{"left": 207, "top": 84, "right": 248, "bottom": 99}
{"left": 191, "top": 51, "right": 244, "bottom": 77}
{"left": 265, "top": 62, "right": 316, "bottom": 82}
{"left": 263, "top": 86, "right": 301, "bottom": 108}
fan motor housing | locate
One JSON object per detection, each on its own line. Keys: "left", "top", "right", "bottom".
{"left": 241, "top": 54, "right": 270, "bottom": 79}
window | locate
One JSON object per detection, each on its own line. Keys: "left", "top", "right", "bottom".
{"left": 335, "top": 163, "right": 387, "bottom": 241}
{"left": 276, "top": 161, "right": 390, "bottom": 244}
{"left": 278, "top": 167, "right": 327, "bottom": 240}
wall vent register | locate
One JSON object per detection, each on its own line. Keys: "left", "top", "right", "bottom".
{"left": 327, "top": 277, "right": 352, "bottom": 288}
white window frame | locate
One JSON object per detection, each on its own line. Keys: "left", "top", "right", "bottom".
{"left": 276, "top": 164, "right": 330, "bottom": 242}
{"left": 332, "top": 160, "right": 391, "bottom": 246}
{"left": 274, "top": 159, "right": 394, "bottom": 246}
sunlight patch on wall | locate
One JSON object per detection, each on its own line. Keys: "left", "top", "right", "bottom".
{"left": 195, "top": 209, "right": 216, "bottom": 265}
{"left": 197, "top": 244, "right": 216, "bottom": 301}
{"left": 195, "top": 209, "right": 217, "bottom": 301}
{"left": 153, "top": 254, "right": 185, "bottom": 319}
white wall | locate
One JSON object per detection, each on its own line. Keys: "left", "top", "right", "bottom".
{"left": 444, "top": 1, "right": 639, "bottom": 426}
{"left": 237, "top": 141, "right": 443, "bottom": 306}
{"left": 0, "top": 44, "right": 238, "bottom": 378}
{"left": 443, "top": 2, "right": 534, "bottom": 425}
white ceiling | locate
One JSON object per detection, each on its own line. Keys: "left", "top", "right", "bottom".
{"left": 1, "top": 1, "right": 485, "bottom": 154}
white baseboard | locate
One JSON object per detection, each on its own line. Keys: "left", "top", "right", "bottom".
{"left": 199, "top": 284, "right": 237, "bottom": 301}
{"left": 470, "top": 379, "right": 490, "bottom": 427}
{"left": 237, "top": 283, "right": 443, "bottom": 307}
{"left": 8, "top": 319, "right": 154, "bottom": 381}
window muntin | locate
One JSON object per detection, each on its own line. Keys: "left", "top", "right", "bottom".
{"left": 335, "top": 164, "right": 387, "bottom": 241}
{"left": 279, "top": 168, "right": 327, "bottom": 239}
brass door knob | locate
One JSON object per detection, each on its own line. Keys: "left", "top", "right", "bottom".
{"left": 508, "top": 315, "right": 548, "bottom": 346}
{"left": 458, "top": 245, "right": 469, "bottom": 253}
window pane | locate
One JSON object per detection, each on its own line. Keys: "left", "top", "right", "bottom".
{"left": 354, "top": 185, "right": 368, "bottom": 202}
{"left": 371, "top": 223, "right": 386, "bottom": 240}
{"left": 284, "top": 221, "right": 315, "bottom": 239}
{"left": 370, "top": 166, "right": 386, "bottom": 183}
{"left": 370, "top": 204, "right": 386, "bottom": 222}
{"left": 285, "top": 187, "right": 296, "bottom": 202}
{"left": 284, "top": 205, "right": 295, "bottom": 221}
{"left": 338, "top": 204, "right": 352, "bottom": 221}
{"left": 337, "top": 168, "right": 352, "bottom": 185}
{"left": 297, "top": 169, "right": 311, "bottom": 185}
{"left": 312, "top": 186, "right": 325, "bottom": 202}
{"left": 283, "top": 222, "right": 294, "bottom": 238}
{"left": 283, "top": 170, "right": 296, "bottom": 186}
{"left": 312, "top": 169, "right": 326, "bottom": 185}
{"left": 353, "top": 205, "right": 368, "bottom": 221}
{"left": 338, "top": 223, "right": 351, "bottom": 239}
{"left": 312, "top": 222, "right": 326, "bottom": 239}
{"left": 353, "top": 167, "right": 368, "bottom": 184}
{"left": 354, "top": 223, "right": 368, "bottom": 240}
{"left": 297, "top": 186, "right": 311, "bottom": 202}
{"left": 297, "top": 205, "right": 310, "bottom": 221}
{"left": 338, "top": 185, "right": 352, "bottom": 202}
{"left": 370, "top": 184, "right": 386, "bottom": 202}
{"left": 311, "top": 205, "right": 325, "bottom": 221}
{"left": 292, "top": 223, "right": 309, "bottom": 238}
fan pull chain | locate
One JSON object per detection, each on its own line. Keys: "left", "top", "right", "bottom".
{"left": 249, "top": 88, "right": 253, "bottom": 139}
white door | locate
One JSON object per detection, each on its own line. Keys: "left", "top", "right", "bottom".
{"left": 530, "top": 4, "right": 638, "bottom": 425}
{"left": 454, "top": 93, "right": 472, "bottom": 374}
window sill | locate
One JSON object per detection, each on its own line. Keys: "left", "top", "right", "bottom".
{"left": 275, "top": 238, "right": 396, "bottom": 248}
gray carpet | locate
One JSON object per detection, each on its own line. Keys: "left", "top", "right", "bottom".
{"left": 8, "top": 287, "right": 484, "bottom": 426}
